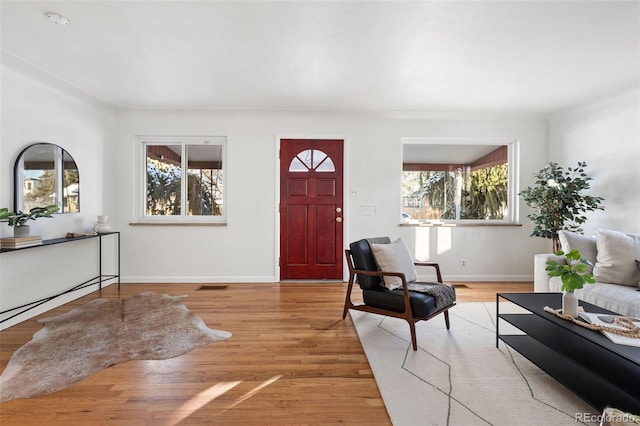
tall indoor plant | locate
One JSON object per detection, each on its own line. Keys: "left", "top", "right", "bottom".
{"left": 519, "top": 161, "right": 604, "bottom": 252}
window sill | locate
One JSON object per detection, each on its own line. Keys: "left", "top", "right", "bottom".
{"left": 129, "top": 221, "right": 227, "bottom": 227}
{"left": 399, "top": 221, "right": 521, "bottom": 227}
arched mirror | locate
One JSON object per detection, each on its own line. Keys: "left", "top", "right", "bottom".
{"left": 14, "top": 143, "right": 79, "bottom": 213}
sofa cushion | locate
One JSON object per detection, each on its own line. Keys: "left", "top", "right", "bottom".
{"left": 549, "top": 277, "right": 640, "bottom": 317}
{"left": 558, "top": 230, "right": 597, "bottom": 273}
{"left": 593, "top": 229, "right": 640, "bottom": 287}
{"left": 370, "top": 238, "right": 417, "bottom": 290}
{"left": 579, "top": 282, "right": 640, "bottom": 317}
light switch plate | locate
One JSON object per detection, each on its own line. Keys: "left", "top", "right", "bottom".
{"left": 359, "top": 205, "right": 376, "bottom": 216}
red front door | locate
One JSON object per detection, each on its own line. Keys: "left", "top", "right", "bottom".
{"left": 280, "top": 139, "right": 344, "bottom": 280}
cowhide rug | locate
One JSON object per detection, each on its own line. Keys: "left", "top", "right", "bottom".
{"left": 0, "top": 291, "right": 231, "bottom": 402}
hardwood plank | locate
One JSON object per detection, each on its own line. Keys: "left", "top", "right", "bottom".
{"left": 0, "top": 281, "right": 532, "bottom": 424}
{"left": 453, "top": 281, "right": 533, "bottom": 302}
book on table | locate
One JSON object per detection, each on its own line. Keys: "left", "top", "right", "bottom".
{"left": 579, "top": 312, "right": 640, "bottom": 347}
{"left": 1, "top": 235, "right": 43, "bottom": 248}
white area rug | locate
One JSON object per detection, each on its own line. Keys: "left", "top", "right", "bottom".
{"left": 351, "top": 302, "right": 601, "bottom": 426}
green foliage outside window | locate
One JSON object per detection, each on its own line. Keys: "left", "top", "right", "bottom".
{"left": 147, "top": 159, "right": 182, "bottom": 216}
{"left": 464, "top": 164, "right": 508, "bottom": 220}
{"left": 146, "top": 159, "right": 222, "bottom": 216}
{"left": 402, "top": 163, "right": 509, "bottom": 221}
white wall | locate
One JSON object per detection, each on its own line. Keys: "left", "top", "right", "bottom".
{"left": 115, "top": 109, "right": 549, "bottom": 283}
{"left": 548, "top": 88, "right": 640, "bottom": 234}
{"left": 0, "top": 57, "right": 117, "bottom": 328}
{"left": 4, "top": 56, "right": 582, "bottom": 329}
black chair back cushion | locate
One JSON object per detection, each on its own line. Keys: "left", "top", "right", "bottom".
{"left": 349, "top": 237, "right": 391, "bottom": 290}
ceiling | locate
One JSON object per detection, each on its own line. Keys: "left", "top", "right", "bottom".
{"left": 1, "top": 1, "right": 638, "bottom": 114}
{"left": 403, "top": 143, "right": 499, "bottom": 164}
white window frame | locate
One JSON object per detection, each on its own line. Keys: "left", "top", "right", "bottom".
{"left": 401, "top": 137, "right": 520, "bottom": 225}
{"left": 135, "top": 135, "right": 227, "bottom": 224}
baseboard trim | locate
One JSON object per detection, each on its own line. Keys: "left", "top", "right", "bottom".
{"left": 122, "top": 275, "right": 531, "bottom": 283}
{"left": 121, "top": 276, "right": 277, "bottom": 283}
{"left": 418, "top": 274, "right": 533, "bottom": 282}
{"left": 0, "top": 282, "right": 116, "bottom": 331}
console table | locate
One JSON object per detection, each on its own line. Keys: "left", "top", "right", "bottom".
{"left": 0, "top": 231, "right": 120, "bottom": 324}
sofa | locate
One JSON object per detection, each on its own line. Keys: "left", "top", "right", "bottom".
{"left": 534, "top": 229, "right": 640, "bottom": 317}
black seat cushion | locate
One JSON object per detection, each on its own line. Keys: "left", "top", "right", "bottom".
{"left": 363, "top": 285, "right": 439, "bottom": 318}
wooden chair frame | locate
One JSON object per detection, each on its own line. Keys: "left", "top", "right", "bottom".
{"left": 342, "top": 248, "right": 455, "bottom": 350}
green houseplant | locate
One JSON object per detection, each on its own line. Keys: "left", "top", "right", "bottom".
{"left": 545, "top": 249, "right": 596, "bottom": 292}
{"left": 546, "top": 249, "right": 595, "bottom": 318}
{"left": 519, "top": 162, "right": 605, "bottom": 252}
{"left": 0, "top": 205, "right": 59, "bottom": 237}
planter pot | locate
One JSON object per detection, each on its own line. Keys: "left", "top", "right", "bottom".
{"left": 14, "top": 225, "right": 30, "bottom": 238}
{"left": 562, "top": 291, "right": 579, "bottom": 318}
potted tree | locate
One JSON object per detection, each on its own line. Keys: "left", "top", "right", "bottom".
{"left": 0, "top": 205, "right": 59, "bottom": 237}
{"left": 546, "top": 249, "right": 595, "bottom": 317}
{"left": 519, "top": 161, "right": 605, "bottom": 252}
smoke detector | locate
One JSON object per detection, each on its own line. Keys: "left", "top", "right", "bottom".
{"left": 46, "top": 13, "right": 70, "bottom": 26}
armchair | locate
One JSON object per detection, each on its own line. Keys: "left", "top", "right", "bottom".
{"left": 343, "top": 237, "right": 456, "bottom": 350}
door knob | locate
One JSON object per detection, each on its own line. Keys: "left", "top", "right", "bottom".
{"left": 336, "top": 217, "right": 342, "bottom": 223}
{"left": 336, "top": 207, "right": 342, "bottom": 213}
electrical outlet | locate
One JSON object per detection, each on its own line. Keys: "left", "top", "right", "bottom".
{"left": 461, "top": 259, "right": 467, "bottom": 267}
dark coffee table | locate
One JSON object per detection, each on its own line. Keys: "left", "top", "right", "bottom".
{"left": 496, "top": 292, "right": 640, "bottom": 414}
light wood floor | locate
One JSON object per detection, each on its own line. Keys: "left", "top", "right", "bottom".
{"left": 0, "top": 281, "right": 531, "bottom": 425}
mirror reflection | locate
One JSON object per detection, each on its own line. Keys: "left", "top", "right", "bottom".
{"left": 15, "top": 143, "right": 79, "bottom": 213}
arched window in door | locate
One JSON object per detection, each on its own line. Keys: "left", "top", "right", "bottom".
{"left": 289, "top": 149, "right": 335, "bottom": 172}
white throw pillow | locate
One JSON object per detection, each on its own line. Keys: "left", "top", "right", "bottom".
{"left": 558, "top": 230, "right": 597, "bottom": 273}
{"left": 593, "top": 229, "right": 640, "bottom": 287}
{"left": 370, "top": 238, "right": 417, "bottom": 290}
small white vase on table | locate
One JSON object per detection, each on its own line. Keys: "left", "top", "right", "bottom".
{"left": 546, "top": 249, "right": 595, "bottom": 318}
{"left": 562, "top": 291, "right": 579, "bottom": 318}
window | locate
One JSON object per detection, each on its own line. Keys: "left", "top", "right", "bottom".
{"left": 288, "top": 149, "right": 335, "bottom": 172}
{"left": 401, "top": 139, "right": 518, "bottom": 223}
{"left": 139, "top": 136, "right": 226, "bottom": 223}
